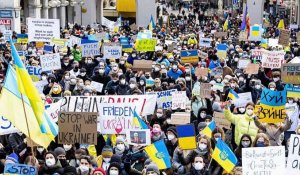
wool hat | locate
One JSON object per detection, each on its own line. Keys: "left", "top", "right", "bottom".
{"left": 64, "top": 166, "right": 78, "bottom": 175}
{"left": 167, "top": 126, "right": 177, "bottom": 137}
{"left": 93, "top": 168, "right": 106, "bottom": 175}
{"left": 110, "top": 154, "right": 122, "bottom": 164}
{"left": 101, "top": 145, "right": 113, "bottom": 157}
{"left": 108, "top": 162, "right": 122, "bottom": 173}
{"left": 54, "top": 147, "right": 66, "bottom": 157}
{"left": 116, "top": 136, "right": 125, "bottom": 144}
{"left": 5, "top": 153, "right": 19, "bottom": 164}
{"left": 144, "top": 159, "right": 152, "bottom": 166}
{"left": 146, "top": 163, "right": 160, "bottom": 174}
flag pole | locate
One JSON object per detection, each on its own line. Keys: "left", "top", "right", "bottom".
{"left": 20, "top": 93, "right": 35, "bottom": 157}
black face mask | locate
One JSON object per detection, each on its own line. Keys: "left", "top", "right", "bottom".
{"left": 59, "top": 159, "right": 69, "bottom": 167}
{"left": 74, "top": 67, "right": 79, "bottom": 72}
{"left": 145, "top": 75, "right": 150, "bottom": 79}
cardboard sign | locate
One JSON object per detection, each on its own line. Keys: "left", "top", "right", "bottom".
{"left": 233, "top": 92, "right": 253, "bottom": 107}
{"left": 170, "top": 112, "right": 190, "bottom": 125}
{"left": 213, "top": 112, "right": 231, "bottom": 129}
{"left": 171, "top": 91, "right": 187, "bottom": 110}
{"left": 214, "top": 32, "right": 227, "bottom": 38}
{"left": 58, "top": 112, "right": 98, "bottom": 144}
{"left": 199, "top": 38, "right": 212, "bottom": 47}
{"left": 27, "top": 18, "right": 60, "bottom": 42}
{"left": 195, "top": 68, "right": 208, "bottom": 77}
{"left": 4, "top": 163, "right": 37, "bottom": 175}
{"left": 199, "top": 51, "right": 208, "bottom": 59}
{"left": 268, "top": 38, "right": 279, "bottom": 47}
{"left": 242, "top": 146, "right": 285, "bottom": 175}
{"left": 261, "top": 50, "right": 285, "bottom": 69}
{"left": 245, "top": 64, "right": 259, "bottom": 74}
{"left": 81, "top": 42, "right": 100, "bottom": 57}
{"left": 210, "top": 67, "right": 223, "bottom": 77}
{"left": 281, "top": 63, "right": 300, "bottom": 84}
{"left": 237, "top": 59, "right": 251, "bottom": 69}
{"left": 0, "top": 116, "right": 18, "bottom": 135}
{"left": 103, "top": 45, "right": 122, "bottom": 59}
{"left": 287, "top": 134, "right": 300, "bottom": 174}
{"left": 40, "top": 53, "right": 61, "bottom": 71}
{"left": 156, "top": 89, "right": 177, "bottom": 109}
{"left": 132, "top": 60, "right": 153, "bottom": 71}
{"left": 135, "top": 39, "right": 156, "bottom": 52}
{"left": 90, "top": 81, "right": 104, "bottom": 92}
{"left": 278, "top": 30, "right": 290, "bottom": 47}
{"left": 200, "top": 83, "right": 211, "bottom": 99}
{"left": 126, "top": 129, "right": 151, "bottom": 146}
{"left": 297, "top": 32, "right": 300, "bottom": 44}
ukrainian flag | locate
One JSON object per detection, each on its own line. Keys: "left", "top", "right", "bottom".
{"left": 176, "top": 125, "right": 197, "bottom": 150}
{"left": 133, "top": 110, "right": 149, "bottom": 129}
{"left": 148, "top": 15, "right": 156, "bottom": 31}
{"left": 0, "top": 40, "right": 58, "bottom": 148}
{"left": 122, "top": 44, "right": 133, "bottom": 53}
{"left": 228, "top": 89, "right": 239, "bottom": 100}
{"left": 212, "top": 139, "right": 237, "bottom": 173}
{"left": 180, "top": 50, "right": 198, "bottom": 63}
{"left": 144, "top": 140, "right": 171, "bottom": 169}
{"left": 223, "top": 16, "right": 229, "bottom": 32}
{"left": 260, "top": 38, "right": 268, "bottom": 49}
{"left": 202, "top": 121, "right": 216, "bottom": 138}
{"left": 251, "top": 25, "right": 260, "bottom": 37}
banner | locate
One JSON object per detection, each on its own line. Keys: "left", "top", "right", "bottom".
{"left": 286, "top": 85, "right": 300, "bottom": 98}
{"left": 238, "top": 59, "right": 251, "bottom": 69}
{"left": 171, "top": 91, "right": 187, "bottom": 110}
{"left": 256, "top": 88, "right": 286, "bottom": 123}
{"left": 180, "top": 50, "right": 198, "bottom": 63}
{"left": 27, "top": 18, "right": 60, "bottom": 42}
{"left": 199, "top": 38, "right": 212, "bottom": 47}
{"left": 4, "top": 163, "right": 37, "bottom": 175}
{"left": 261, "top": 50, "right": 285, "bottom": 69}
{"left": 58, "top": 112, "right": 98, "bottom": 144}
{"left": 287, "top": 134, "right": 300, "bottom": 174}
{"left": 281, "top": 63, "right": 300, "bottom": 84}
{"left": 251, "top": 49, "right": 264, "bottom": 61}
{"left": 60, "top": 95, "right": 157, "bottom": 116}
{"left": 135, "top": 39, "right": 156, "bottom": 52}
{"left": 156, "top": 89, "right": 177, "bottom": 109}
{"left": 40, "top": 53, "right": 61, "bottom": 71}
{"left": 242, "top": 146, "right": 285, "bottom": 175}
{"left": 81, "top": 42, "right": 100, "bottom": 57}
{"left": 0, "top": 116, "right": 18, "bottom": 135}
{"left": 103, "top": 45, "right": 122, "bottom": 59}
{"left": 16, "top": 34, "right": 28, "bottom": 44}
{"left": 26, "top": 66, "right": 41, "bottom": 82}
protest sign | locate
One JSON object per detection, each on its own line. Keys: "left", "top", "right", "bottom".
{"left": 45, "top": 100, "right": 62, "bottom": 123}
{"left": 287, "top": 134, "right": 300, "bottom": 174}
{"left": 171, "top": 91, "right": 187, "bottom": 110}
{"left": 245, "top": 64, "right": 259, "bottom": 74}
{"left": 278, "top": 30, "right": 290, "bottom": 47}
{"left": 103, "top": 45, "right": 122, "bottom": 59}
{"left": 81, "top": 42, "right": 100, "bottom": 57}
{"left": 242, "top": 146, "right": 285, "bottom": 175}
{"left": 170, "top": 112, "right": 190, "bottom": 125}
{"left": 199, "top": 38, "right": 212, "bottom": 47}
{"left": 214, "top": 32, "right": 227, "bottom": 38}
{"left": 132, "top": 60, "right": 152, "bottom": 72}
{"left": 26, "top": 66, "right": 41, "bottom": 82}
{"left": 68, "top": 35, "right": 81, "bottom": 47}
{"left": 95, "top": 32, "right": 109, "bottom": 41}
{"left": 135, "top": 39, "right": 156, "bottom": 52}
{"left": 249, "top": 25, "right": 262, "bottom": 41}
{"left": 3, "top": 30, "right": 12, "bottom": 41}
{"left": 146, "top": 79, "right": 154, "bottom": 87}
{"left": 40, "top": 53, "right": 61, "bottom": 71}
{"left": 90, "top": 81, "right": 104, "bottom": 92}
{"left": 237, "top": 59, "right": 251, "bottom": 69}
{"left": 281, "top": 63, "right": 300, "bottom": 84}
{"left": 251, "top": 49, "right": 264, "bottom": 61}
{"left": 213, "top": 112, "right": 231, "bottom": 129}
{"left": 180, "top": 50, "right": 198, "bottom": 63}
{"left": 0, "top": 116, "right": 18, "bottom": 135}
{"left": 157, "top": 89, "right": 177, "bottom": 109}
{"left": 256, "top": 88, "right": 286, "bottom": 123}
{"left": 199, "top": 51, "right": 208, "bottom": 59}
{"left": 4, "top": 163, "right": 37, "bottom": 175}
{"left": 286, "top": 85, "right": 300, "bottom": 98}
{"left": 195, "top": 68, "right": 208, "bottom": 77}
{"left": 27, "top": 18, "right": 60, "bottom": 42}
{"left": 60, "top": 95, "right": 157, "bottom": 116}
{"left": 18, "top": 51, "right": 26, "bottom": 60}
{"left": 200, "top": 83, "right": 211, "bottom": 99}
{"left": 233, "top": 92, "right": 252, "bottom": 107}
{"left": 137, "top": 30, "right": 152, "bottom": 40}
{"left": 122, "top": 44, "right": 133, "bottom": 53}
{"left": 58, "top": 112, "right": 98, "bottom": 144}
{"left": 155, "top": 46, "right": 163, "bottom": 51}
{"left": 239, "top": 31, "right": 248, "bottom": 41}
{"left": 268, "top": 38, "right": 279, "bottom": 47}
{"left": 261, "top": 50, "right": 285, "bottom": 69}
{"left": 297, "top": 32, "right": 300, "bottom": 44}
{"left": 212, "top": 83, "right": 224, "bottom": 92}
{"left": 43, "top": 44, "right": 53, "bottom": 53}
{"left": 17, "top": 34, "right": 28, "bottom": 43}
{"left": 35, "top": 42, "right": 44, "bottom": 48}
{"left": 216, "top": 51, "right": 227, "bottom": 60}
{"left": 126, "top": 129, "right": 151, "bottom": 146}
{"left": 34, "top": 80, "right": 48, "bottom": 94}
{"left": 210, "top": 67, "right": 223, "bottom": 77}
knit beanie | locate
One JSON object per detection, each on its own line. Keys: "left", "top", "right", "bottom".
{"left": 115, "top": 136, "right": 125, "bottom": 145}
{"left": 64, "top": 166, "right": 78, "bottom": 175}
{"left": 108, "top": 162, "right": 122, "bottom": 173}
{"left": 54, "top": 147, "right": 66, "bottom": 157}
{"left": 5, "top": 153, "right": 19, "bottom": 164}
{"left": 101, "top": 145, "right": 113, "bottom": 157}
{"left": 146, "top": 163, "right": 160, "bottom": 174}
{"left": 167, "top": 126, "right": 177, "bottom": 137}
{"left": 93, "top": 168, "right": 106, "bottom": 175}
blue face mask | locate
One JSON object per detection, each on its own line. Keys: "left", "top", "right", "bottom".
{"left": 256, "top": 142, "right": 265, "bottom": 147}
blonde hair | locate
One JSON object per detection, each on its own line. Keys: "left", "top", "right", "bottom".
{"left": 252, "top": 133, "right": 270, "bottom": 147}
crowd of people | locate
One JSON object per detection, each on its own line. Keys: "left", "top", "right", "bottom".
{"left": 0, "top": 1, "right": 300, "bottom": 175}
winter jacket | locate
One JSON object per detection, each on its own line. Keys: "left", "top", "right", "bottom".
{"left": 184, "top": 167, "right": 209, "bottom": 175}
{"left": 71, "top": 48, "right": 82, "bottom": 61}
{"left": 167, "top": 69, "right": 183, "bottom": 80}
{"left": 224, "top": 109, "right": 259, "bottom": 145}
{"left": 38, "top": 162, "right": 64, "bottom": 175}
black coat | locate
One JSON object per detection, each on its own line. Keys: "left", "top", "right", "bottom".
{"left": 38, "top": 164, "right": 64, "bottom": 175}
{"left": 184, "top": 167, "right": 209, "bottom": 175}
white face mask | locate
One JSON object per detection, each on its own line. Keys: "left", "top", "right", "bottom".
{"left": 41, "top": 76, "right": 47, "bottom": 80}
{"left": 172, "top": 65, "right": 177, "bottom": 69}
{"left": 185, "top": 77, "right": 191, "bottom": 81}
{"left": 46, "top": 158, "right": 56, "bottom": 167}
{"left": 79, "top": 165, "right": 89, "bottom": 172}
{"left": 129, "top": 84, "right": 136, "bottom": 89}
{"left": 103, "top": 158, "right": 111, "bottom": 163}
{"left": 116, "top": 144, "right": 125, "bottom": 151}
{"left": 37, "top": 147, "right": 44, "bottom": 153}
{"left": 99, "top": 69, "right": 105, "bottom": 74}
{"left": 166, "top": 118, "right": 171, "bottom": 124}
{"left": 288, "top": 100, "right": 294, "bottom": 104}
{"left": 140, "top": 81, "right": 145, "bottom": 85}
{"left": 65, "top": 75, "right": 70, "bottom": 80}
{"left": 80, "top": 72, "right": 86, "bottom": 76}
{"left": 194, "top": 162, "right": 204, "bottom": 170}
{"left": 216, "top": 78, "right": 222, "bottom": 83}
{"left": 255, "top": 85, "right": 261, "bottom": 89}
{"left": 53, "top": 87, "right": 59, "bottom": 92}
{"left": 157, "top": 113, "right": 163, "bottom": 118}
{"left": 200, "top": 113, "right": 206, "bottom": 118}
{"left": 120, "top": 79, "right": 126, "bottom": 85}
{"left": 246, "top": 109, "right": 253, "bottom": 116}
{"left": 63, "top": 144, "right": 72, "bottom": 151}
{"left": 270, "top": 87, "right": 275, "bottom": 91}
{"left": 168, "top": 134, "right": 175, "bottom": 140}
{"left": 120, "top": 60, "right": 125, "bottom": 65}
{"left": 109, "top": 170, "right": 119, "bottom": 175}
{"left": 242, "top": 141, "right": 250, "bottom": 147}
{"left": 273, "top": 77, "right": 280, "bottom": 82}
{"left": 198, "top": 143, "right": 207, "bottom": 150}
{"left": 239, "top": 107, "right": 245, "bottom": 113}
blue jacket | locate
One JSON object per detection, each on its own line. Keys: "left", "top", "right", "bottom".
{"left": 167, "top": 69, "right": 183, "bottom": 80}
{"left": 208, "top": 60, "right": 221, "bottom": 70}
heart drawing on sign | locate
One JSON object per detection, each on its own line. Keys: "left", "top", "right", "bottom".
{"left": 115, "top": 126, "right": 123, "bottom": 134}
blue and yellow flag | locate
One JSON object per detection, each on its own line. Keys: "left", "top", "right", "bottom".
{"left": 278, "top": 19, "right": 285, "bottom": 30}
{"left": 177, "top": 125, "right": 197, "bottom": 150}
{"left": 212, "top": 139, "right": 237, "bottom": 172}
{"left": 133, "top": 110, "right": 148, "bottom": 129}
{"left": 223, "top": 16, "right": 229, "bottom": 32}
{"left": 202, "top": 121, "right": 216, "bottom": 138}
{"left": 240, "top": 5, "right": 248, "bottom": 31}
{"left": 148, "top": 15, "right": 156, "bottom": 31}
{"left": 228, "top": 89, "right": 239, "bottom": 100}
{"left": 144, "top": 140, "right": 171, "bottom": 169}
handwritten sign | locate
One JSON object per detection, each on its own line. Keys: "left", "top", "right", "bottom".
{"left": 213, "top": 112, "right": 231, "bottom": 129}
{"left": 0, "top": 116, "right": 18, "bottom": 135}
{"left": 238, "top": 59, "right": 251, "bottom": 69}
{"left": 170, "top": 112, "right": 190, "bottom": 125}
{"left": 210, "top": 67, "right": 223, "bottom": 77}
{"left": 157, "top": 89, "right": 177, "bottom": 109}
{"left": 90, "top": 81, "right": 104, "bottom": 92}
{"left": 4, "top": 163, "right": 37, "bottom": 175}
{"left": 242, "top": 146, "right": 285, "bottom": 175}
{"left": 27, "top": 18, "right": 60, "bottom": 42}
{"left": 251, "top": 49, "right": 264, "bottom": 61}
{"left": 245, "top": 64, "right": 259, "bottom": 74}
{"left": 200, "top": 83, "right": 211, "bottom": 99}
{"left": 132, "top": 60, "right": 152, "bottom": 72}
{"left": 40, "top": 53, "right": 61, "bottom": 71}
{"left": 278, "top": 30, "right": 290, "bottom": 47}
{"left": 58, "top": 112, "right": 98, "bottom": 144}
{"left": 45, "top": 100, "right": 62, "bottom": 123}
{"left": 171, "top": 91, "right": 187, "bottom": 110}
{"left": 199, "top": 51, "right": 208, "bottom": 59}
{"left": 81, "top": 42, "right": 100, "bottom": 57}
{"left": 261, "top": 50, "right": 285, "bottom": 69}
{"left": 287, "top": 134, "right": 300, "bottom": 174}
{"left": 135, "top": 39, "right": 156, "bottom": 52}
{"left": 103, "top": 45, "right": 122, "bottom": 59}
{"left": 199, "top": 38, "right": 212, "bottom": 47}
{"left": 281, "top": 63, "right": 300, "bottom": 84}
{"left": 214, "top": 32, "right": 227, "bottom": 38}
{"left": 233, "top": 92, "right": 253, "bottom": 108}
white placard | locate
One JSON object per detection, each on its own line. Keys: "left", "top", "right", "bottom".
{"left": 81, "top": 42, "right": 100, "bottom": 57}
{"left": 238, "top": 59, "right": 251, "bottom": 69}
{"left": 199, "top": 38, "right": 212, "bottom": 47}
{"left": 287, "top": 134, "right": 300, "bottom": 174}
{"left": 233, "top": 92, "right": 253, "bottom": 107}
{"left": 27, "top": 18, "right": 60, "bottom": 42}
{"left": 68, "top": 35, "right": 81, "bottom": 47}
{"left": 157, "top": 89, "right": 177, "bottom": 109}
{"left": 90, "top": 81, "right": 104, "bottom": 92}
{"left": 45, "top": 100, "right": 62, "bottom": 122}
{"left": 126, "top": 129, "right": 151, "bottom": 146}
{"left": 3, "top": 30, "right": 12, "bottom": 40}
{"left": 103, "top": 45, "right": 122, "bottom": 59}
{"left": 242, "top": 146, "right": 285, "bottom": 175}
{"left": 171, "top": 91, "right": 187, "bottom": 110}
{"left": 268, "top": 38, "right": 279, "bottom": 47}
{"left": 40, "top": 53, "right": 61, "bottom": 71}
{"left": 261, "top": 50, "right": 285, "bottom": 69}
{"left": 0, "top": 116, "right": 19, "bottom": 135}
